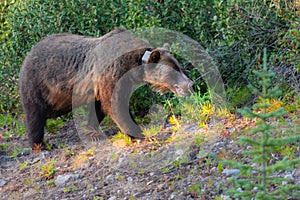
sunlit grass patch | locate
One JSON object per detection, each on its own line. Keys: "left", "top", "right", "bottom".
{"left": 142, "top": 125, "right": 162, "bottom": 137}
{"left": 110, "top": 132, "right": 132, "bottom": 147}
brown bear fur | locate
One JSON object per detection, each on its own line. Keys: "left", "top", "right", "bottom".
{"left": 19, "top": 28, "right": 193, "bottom": 148}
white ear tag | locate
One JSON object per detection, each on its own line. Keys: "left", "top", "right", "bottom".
{"left": 142, "top": 51, "right": 151, "bottom": 63}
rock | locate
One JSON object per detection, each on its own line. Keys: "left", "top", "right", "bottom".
{"left": 175, "top": 149, "right": 184, "bottom": 157}
{"left": 20, "top": 148, "right": 31, "bottom": 156}
{"left": 282, "top": 173, "right": 294, "bottom": 185}
{"left": 0, "top": 179, "right": 7, "bottom": 187}
{"left": 252, "top": 186, "right": 259, "bottom": 192}
{"left": 23, "top": 188, "right": 37, "bottom": 199}
{"left": 105, "top": 174, "right": 114, "bottom": 185}
{"left": 209, "top": 167, "right": 217, "bottom": 174}
{"left": 228, "top": 128, "right": 235, "bottom": 133}
{"left": 184, "top": 125, "right": 199, "bottom": 133}
{"left": 0, "top": 156, "right": 14, "bottom": 169}
{"left": 55, "top": 174, "right": 81, "bottom": 186}
{"left": 220, "top": 194, "right": 231, "bottom": 200}
{"left": 294, "top": 167, "right": 300, "bottom": 185}
{"left": 127, "top": 177, "right": 133, "bottom": 182}
{"left": 55, "top": 174, "right": 73, "bottom": 186}
{"left": 222, "top": 168, "right": 240, "bottom": 177}
{"left": 170, "top": 192, "right": 175, "bottom": 199}
{"left": 108, "top": 196, "right": 117, "bottom": 200}
{"left": 25, "top": 155, "right": 41, "bottom": 165}
{"left": 284, "top": 173, "right": 293, "bottom": 180}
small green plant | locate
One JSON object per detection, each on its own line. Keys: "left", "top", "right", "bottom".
{"left": 0, "top": 113, "right": 26, "bottom": 153}
{"left": 46, "top": 179, "right": 55, "bottom": 186}
{"left": 64, "top": 149, "right": 75, "bottom": 157}
{"left": 188, "top": 184, "right": 202, "bottom": 198}
{"left": 71, "top": 184, "right": 77, "bottom": 192}
{"left": 174, "top": 91, "right": 211, "bottom": 124}
{"left": 45, "top": 143, "right": 53, "bottom": 150}
{"left": 10, "top": 147, "right": 24, "bottom": 158}
{"left": 0, "top": 113, "right": 26, "bottom": 136}
{"left": 216, "top": 161, "right": 224, "bottom": 173}
{"left": 46, "top": 117, "right": 65, "bottom": 134}
{"left": 227, "top": 86, "right": 252, "bottom": 108}
{"left": 205, "top": 156, "right": 212, "bottom": 167}
{"left": 34, "top": 185, "right": 40, "bottom": 193}
{"left": 0, "top": 142, "right": 8, "bottom": 151}
{"left": 161, "top": 167, "right": 168, "bottom": 173}
{"left": 142, "top": 125, "right": 162, "bottom": 137}
{"left": 194, "top": 134, "right": 205, "bottom": 147}
{"left": 173, "top": 157, "right": 189, "bottom": 168}
{"left": 93, "top": 196, "right": 104, "bottom": 200}
{"left": 63, "top": 187, "right": 70, "bottom": 193}
{"left": 173, "top": 159, "right": 183, "bottom": 168}
{"left": 19, "top": 161, "right": 28, "bottom": 170}
{"left": 224, "top": 49, "right": 300, "bottom": 199}
{"left": 71, "top": 147, "right": 96, "bottom": 169}
{"left": 86, "top": 147, "right": 96, "bottom": 156}
{"left": 117, "top": 175, "right": 123, "bottom": 181}
{"left": 40, "top": 159, "right": 57, "bottom": 179}
{"left": 56, "top": 140, "right": 67, "bottom": 149}
{"left": 24, "top": 178, "right": 31, "bottom": 185}
{"left": 111, "top": 152, "right": 119, "bottom": 161}
{"left": 110, "top": 132, "right": 132, "bottom": 146}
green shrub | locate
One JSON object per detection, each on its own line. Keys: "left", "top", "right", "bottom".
{"left": 1, "top": 0, "right": 299, "bottom": 114}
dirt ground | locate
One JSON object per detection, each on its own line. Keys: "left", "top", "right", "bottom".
{"left": 0, "top": 114, "right": 299, "bottom": 200}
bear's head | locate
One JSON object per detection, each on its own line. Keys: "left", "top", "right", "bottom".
{"left": 143, "top": 43, "right": 194, "bottom": 97}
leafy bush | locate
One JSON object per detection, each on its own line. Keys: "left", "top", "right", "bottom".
{"left": 1, "top": 0, "right": 299, "bottom": 114}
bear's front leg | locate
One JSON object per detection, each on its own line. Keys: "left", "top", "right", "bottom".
{"left": 110, "top": 76, "right": 145, "bottom": 139}
{"left": 111, "top": 108, "right": 145, "bottom": 139}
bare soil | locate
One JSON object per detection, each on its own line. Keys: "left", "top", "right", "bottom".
{"left": 0, "top": 114, "right": 299, "bottom": 200}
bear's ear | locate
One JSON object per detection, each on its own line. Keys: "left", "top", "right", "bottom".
{"left": 163, "top": 43, "right": 170, "bottom": 52}
{"left": 149, "top": 50, "right": 161, "bottom": 63}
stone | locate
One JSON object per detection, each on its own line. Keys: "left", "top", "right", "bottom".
{"left": 23, "top": 188, "right": 37, "bottom": 199}
{"left": 55, "top": 174, "right": 80, "bottom": 186}
{"left": 0, "top": 179, "right": 7, "bottom": 187}
{"left": 222, "top": 168, "right": 240, "bottom": 177}
{"left": 108, "top": 196, "right": 117, "bottom": 200}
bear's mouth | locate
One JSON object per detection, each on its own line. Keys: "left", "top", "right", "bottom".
{"left": 173, "top": 85, "right": 186, "bottom": 97}
{"left": 173, "top": 82, "right": 194, "bottom": 97}
{"left": 150, "top": 83, "right": 193, "bottom": 97}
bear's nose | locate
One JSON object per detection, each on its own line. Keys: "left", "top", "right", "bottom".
{"left": 188, "top": 81, "right": 194, "bottom": 89}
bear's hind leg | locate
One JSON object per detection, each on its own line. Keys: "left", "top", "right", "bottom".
{"left": 24, "top": 103, "right": 47, "bottom": 148}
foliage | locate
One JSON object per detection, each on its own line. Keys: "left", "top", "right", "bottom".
{"left": 142, "top": 125, "right": 162, "bottom": 137}
{"left": 46, "top": 117, "right": 65, "bottom": 134}
{"left": 1, "top": 0, "right": 299, "bottom": 114}
{"left": 40, "top": 159, "right": 57, "bottom": 180}
{"left": 227, "top": 86, "right": 252, "bottom": 108}
{"left": 0, "top": 113, "right": 26, "bottom": 151}
{"left": 110, "top": 131, "right": 132, "bottom": 146}
{"left": 0, "top": 113, "right": 26, "bottom": 137}
{"left": 71, "top": 147, "right": 96, "bottom": 169}
{"left": 0, "top": 0, "right": 299, "bottom": 155}
{"left": 224, "top": 49, "right": 300, "bottom": 199}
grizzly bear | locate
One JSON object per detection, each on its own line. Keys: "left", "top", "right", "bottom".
{"left": 19, "top": 28, "right": 193, "bottom": 148}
